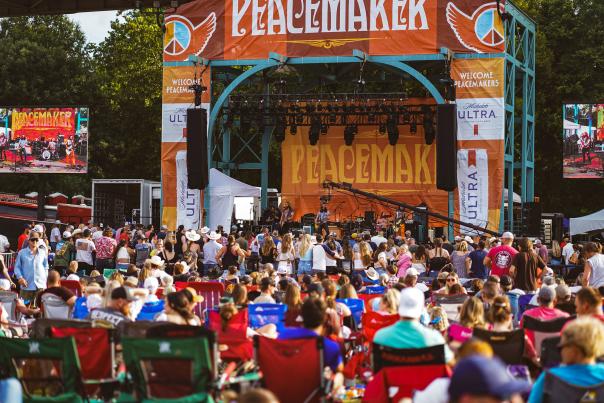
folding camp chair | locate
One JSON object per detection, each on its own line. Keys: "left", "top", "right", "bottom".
{"left": 60, "top": 280, "right": 83, "bottom": 297}
{"left": 103, "top": 269, "right": 117, "bottom": 279}
{"left": 433, "top": 294, "right": 469, "bottom": 323}
{"left": 371, "top": 344, "right": 447, "bottom": 373}
{"left": 29, "top": 318, "right": 92, "bottom": 338}
{"left": 120, "top": 321, "right": 165, "bottom": 338}
{"left": 208, "top": 309, "right": 253, "bottom": 362}
{"left": 40, "top": 293, "right": 73, "bottom": 319}
{"left": 0, "top": 337, "right": 84, "bottom": 402}
{"left": 185, "top": 282, "right": 225, "bottom": 322}
{"left": 517, "top": 294, "right": 535, "bottom": 318}
{"left": 521, "top": 315, "right": 573, "bottom": 357}
{"left": 362, "top": 286, "right": 386, "bottom": 295}
{"left": 540, "top": 336, "right": 562, "bottom": 369}
{"left": 358, "top": 293, "right": 381, "bottom": 312}
{"left": 0, "top": 290, "right": 19, "bottom": 322}
{"left": 136, "top": 300, "right": 165, "bottom": 321}
{"left": 248, "top": 303, "right": 287, "bottom": 331}
{"left": 336, "top": 298, "right": 364, "bottom": 329}
{"left": 361, "top": 312, "right": 398, "bottom": 343}
{"left": 120, "top": 336, "right": 215, "bottom": 402}
{"left": 254, "top": 335, "right": 326, "bottom": 403}
{"left": 472, "top": 328, "right": 526, "bottom": 365}
{"left": 543, "top": 371, "right": 604, "bottom": 403}
{"left": 50, "top": 326, "right": 118, "bottom": 399}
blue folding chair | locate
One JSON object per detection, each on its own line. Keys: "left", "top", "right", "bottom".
{"left": 363, "top": 285, "right": 386, "bottom": 295}
{"left": 517, "top": 294, "right": 535, "bottom": 319}
{"left": 337, "top": 298, "right": 365, "bottom": 327}
{"left": 249, "top": 303, "right": 287, "bottom": 331}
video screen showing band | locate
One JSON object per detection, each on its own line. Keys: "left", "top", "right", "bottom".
{"left": 0, "top": 107, "right": 89, "bottom": 174}
{"left": 563, "top": 103, "right": 604, "bottom": 179}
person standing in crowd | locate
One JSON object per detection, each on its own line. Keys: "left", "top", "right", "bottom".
{"left": 297, "top": 234, "right": 314, "bottom": 280}
{"left": 14, "top": 231, "right": 48, "bottom": 305}
{"left": 312, "top": 235, "right": 336, "bottom": 275}
{"left": 53, "top": 231, "right": 74, "bottom": 275}
{"left": 528, "top": 318, "right": 604, "bottom": 403}
{"left": 134, "top": 234, "right": 152, "bottom": 268}
{"left": 534, "top": 239, "right": 548, "bottom": 263}
{"left": 49, "top": 220, "right": 61, "bottom": 252}
{"left": 95, "top": 228, "right": 117, "bottom": 271}
{"left": 279, "top": 200, "right": 295, "bottom": 234}
{"left": 216, "top": 235, "right": 247, "bottom": 273}
{"left": 509, "top": 238, "right": 546, "bottom": 292}
{"left": 16, "top": 224, "right": 30, "bottom": 250}
{"left": 275, "top": 233, "right": 295, "bottom": 275}
{"left": 203, "top": 231, "right": 223, "bottom": 275}
{"left": 562, "top": 237, "right": 574, "bottom": 265}
{"left": 75, "top": 229, "right": 96, "bottom": 275}
{"left": 549, "top": 240, "right": 563, "bottom": 266}
{"left": 468, "top": 240, "right": 488, "bottom": 279}
{"left": 582, "top": 242, "right": 604, "bottom": 288}
{"left": 484, "top": 232, "right": 518, "bottom": 277}
{"left": 0, "top": 231, "right": 9, "bottom": 253}
{"left": 450, "top": 241, "right": 471, "bottom": 278}
{"left": 374, "top": 287, "right": 454, "bottom": 363}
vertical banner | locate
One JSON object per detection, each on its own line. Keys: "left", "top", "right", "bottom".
{"left": 176, "top": 150, "right": 201, "bottom": 230}
{"left": 457, "top": 149, "right": 489, "bottom": 232}
{"left": 452, "top": 58, "right": 505, "bottom": 233}
{"left": 161, "top": 65, "right": 211, "bottom": 229}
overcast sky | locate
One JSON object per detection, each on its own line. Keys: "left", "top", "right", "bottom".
{"left": 68, "top": 11, "right": 120, "bottom": 44}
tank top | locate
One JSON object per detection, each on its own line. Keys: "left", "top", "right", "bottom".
{"left": 588, "top": 253, "right": 604, "bottom": 288}
{"left": 221, "top": 245, "right": 239, "bottom": 267}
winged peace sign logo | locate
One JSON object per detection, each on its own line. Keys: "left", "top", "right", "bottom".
{"left": 164, "top": 13, "right": 216, "bottom": 61}
{"left": 446, "top": 2, "right": 505, "bottom": 53}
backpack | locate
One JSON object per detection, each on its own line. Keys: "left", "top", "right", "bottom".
{"left": 55, "top": 240, "right": 69, "bottom": 257}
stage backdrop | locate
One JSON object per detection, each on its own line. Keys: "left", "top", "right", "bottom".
{"left": 0, "top": 107, "right": 89, "bottom": 174}
{"left": 282, "top": 57, "right": 505, "bottom": 233}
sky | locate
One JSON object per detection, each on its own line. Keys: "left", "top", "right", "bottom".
{"left": 68, "top": 11, "right": 120, "bottom": 44}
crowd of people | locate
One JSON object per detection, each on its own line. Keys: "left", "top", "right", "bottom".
{"left": 0, "top": 219, "right": 603, "bottom": 402}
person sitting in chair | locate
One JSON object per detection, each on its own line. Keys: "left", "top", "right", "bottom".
{"left": 528, "top": 317, "right": 604, "bottom": 403}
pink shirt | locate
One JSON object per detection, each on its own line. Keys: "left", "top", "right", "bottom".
{"left": 521, "top": 307, "right": 569, "bottom": 345}
{"left": 487, "top": 245, "right": 518, "bottom": 276}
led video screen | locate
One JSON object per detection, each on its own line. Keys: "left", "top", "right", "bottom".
{"left": 563, "top": 104, "right": 604, "bottom": 179}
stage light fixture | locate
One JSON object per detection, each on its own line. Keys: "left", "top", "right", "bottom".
{"left": 344, "top": 124, "right": 357, "bottom": 146}
{"left": 273, "top": 119, "right": 286, "bottom": 142}
{"left": 309, "top": 116, "right": 321, "bottom": 145}
{"left": 379, "top": 122, "right": 386, "bottom": 135}
{"left": 422, "top": 106, "right": 435, "bottom": 145}
{"left": 402, "top": 111, "right": 411, "bottom": 125}
{"left": 321, "top": 123, "right": 329, "bottom": 135}
{"left": 386, "top": 116, "right": 399, "bottom": 145}
{"left": 290, "top": 125, "right": 297, "bottom": 135}
{"left": 410, "top": 120, "right": 417, "bottom": 134}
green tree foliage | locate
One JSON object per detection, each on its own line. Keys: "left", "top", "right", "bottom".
{"left": 518, "top": 0, "right": 604, "bottom": 216}
{"left": 91, "top": 10, "right": 162, "bottom": 180}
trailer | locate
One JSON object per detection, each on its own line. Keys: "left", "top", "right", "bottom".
{"left": 92, "top": 179, "right": 161, "bottom": 228}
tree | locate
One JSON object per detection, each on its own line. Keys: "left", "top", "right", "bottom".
{"left": 91, "top": 10, "right": 163, "bottom": 180}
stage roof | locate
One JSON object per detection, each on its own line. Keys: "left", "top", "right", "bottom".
{"left": 0, "top": 0, "right": 195, "bottom": 17}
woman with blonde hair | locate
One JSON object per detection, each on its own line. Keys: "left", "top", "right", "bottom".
{"left": 448, "top": 296, "right": 486, "bottom": 346}
{"left": 276, "top": 233, "right": 295, "bottom": 275}
{"left": 338, "top": 283, "right": 359, "bottom": 300}
{"left": 138, "top": 261, "right": 153, "bottom": 287}
{"left": 259, "top": 236, "right": 277, "bottom": 271}
{"left": 549, "top": 239, "right": 562, "bottom": 266}
{"left": 297, "top": 233, "right": 313, "bottom": 279}
{"left": 450, "top": 241, "right": 471, "bottom": 278}
{"left": 436, "top": 271, "right": 467, "bottom": 294}
{"left": 377, "top": 289, "right": 400, "bottom": 315}
{"left": 284, "top": 284, "right": 303, "bottom": 327}
{"left": 359, "top": 241, "right": 373, "bottom": 269}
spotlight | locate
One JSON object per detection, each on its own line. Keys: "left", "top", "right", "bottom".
{"left": 344, "top": 125, "right": 357, "bottom": 146}
{"left": 290, "top": 125, "right": 297, "bottom": 135}
{"left": 422, "top": 106, "right": 435, "bottom": 145}
{"left": 378, "top": 122, "right": 386, "bottom": 135}
{"left": 410, "top": 120, "right": 417, "bottom": 134}
{"left": 273, "top": 122, "right": 286, "bottom": 142}
{"left": 402, "top": 111, "right": 411, "bottom": 125}
{"left": 309, "top": 116, "right": 321, "bottom": 145}
{"left": 386, "top": 116, "right": 399, "bottom": 145}
{"left": 321, "top": 123, "right": 329, "bottom": 135}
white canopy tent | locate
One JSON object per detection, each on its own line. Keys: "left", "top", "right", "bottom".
{"left": 570, "top": 209, "right": 604, "bottom": 236}
{"left": 208, "top": 168, "right": 260, "bottom": 230}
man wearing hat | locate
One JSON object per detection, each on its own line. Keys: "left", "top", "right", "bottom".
{"left": 134, "top": 233, "right": 152, "bottom": 268}
{"left": 202, "top": 231, "right": 222, "bottom": 276}
{"left": 49, "top": 220, "right": 62, "bottom": 252}
{"left": 533, "top": 239, "right": 548, "bottom": 263}
{"left": 484, "top": 232, "right": 518, "bottom": 277}
{"left": 374, "top": 287, "right": 453, "bottom": 363}
{"left": 14, "top": 231, "right": 49, "bottom": 304}
{"left": 88, "top": 286, "right": 134, "bottom": 329}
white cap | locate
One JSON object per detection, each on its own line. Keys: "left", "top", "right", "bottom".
{"left": 0, "top": 279, "right": 10, "bottom": 290}
{"left": 454, "top": 236, "right": 462, "bottom": 242}
{"left": 464, "top": 236, "right": 473, "bottom": 243}
{"left": 534, "top": 239, "right": 542, "bottom": 245}
{"left": 86, "top": 294, "right": 103, "bottom": 310}
{"left": 33, "top": 224, "right": 44, "bottom": 233}
{"left": 144, "top": 277, "right": 159, "bottom": 293}
{"left": 55, "top": 219, "right": 61, "bottom": 224}
{"left": 406, "top": 267, "right": 419, "bottom": 277}
{"left": 398, "top": 287, "right": 425, "bottom": 319}
{"left": 63, "top": 231, "right": 72, "bottom": 238}
{"left": 66, "top": 274, "right": 80, "bottom": 281}
{"left": 502, "top": 232, "right": 514, "bottom": 239}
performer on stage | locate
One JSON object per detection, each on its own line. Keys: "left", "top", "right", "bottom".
{"left": 18, "top": 136, "right": 28, "bottom": 163}
{"left": 315, "top": 202, "right": 330, "bottom": 237}
{"left": 376, "top": 212, "right": 389, "bottom": 232}
{"left": 0, "top": 131, "right": 7, "bottom": 161}
{"left": 580, "top": 132, "right": 592, "bottom": 164}
{"left": 279, "top": 201, "right": 294, "bottom": 234}
{"left": 65, "top": 136, "right": 76, "bottom": 167}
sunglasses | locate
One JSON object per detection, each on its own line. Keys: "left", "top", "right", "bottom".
{"left": 29, "top": 238, "right": 39, "bottom": 242}
{"left": 446, "top": 278, "right": 456, "bottom": 282}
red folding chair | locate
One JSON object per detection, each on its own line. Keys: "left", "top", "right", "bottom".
{"left": 362, "top": 312, "right": 399, "bottom": 343}
{"left": 178, "top": 282, "right": 225, "bottom": 321}
{"left": 364, "top": 364, "right": 451, "bottom": 402}
{"left": 358, "top": 293, "right": 382, "bottom": 312}
{"left": 208, "top": 309, "right": 253, "bottom": 362}
{"left": 254, "top": 336, "right": 326, "bottom": 403}
{"left": 50, "top": 326, "right": 116, "bottom": 398}
{"left": 60, "top": 280, "right": 83, "bottom": 297}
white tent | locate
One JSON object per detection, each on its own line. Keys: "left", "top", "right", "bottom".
{"left": 570, "top": 209, "right": 604, "bottom": 236}
{"left": 503, "top": 188, "right": 522, "bottom": 204}
{"left": 208, "top": 168, "right": 260, "bottom": 230}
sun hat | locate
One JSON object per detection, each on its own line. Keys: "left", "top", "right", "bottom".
{"left": 66, "top": 274, "right": 80, "bottom": 281}
{"left": 464, "top": 236, "right": 473, "bottom": 243}
{"left": 72, "top": 228, "right": 82, "bottom": 236}
{"left": 398, "top": 287, "right": 425, "bottom": 319}
{"left": 184, "top": 287, "right": 204, "bottom": 303}
{"left": 55, "top": 219, "right": 61, "bottom": 224}
{"left": 124, "top": 276, "right": 139, "bottom": 288}
{"left": 406, "top": 267, "right": 419, "bottom": 277}
{"left": 208, "top": 231, "right": 221, "bottom": 240}
{"left": 448, "top": 356, "right": 530, "bottom": 400}
{"left": 200, "top": 226, "right": 210, "bottom": 234}
{"left": 351, "top": 233, "right": 358, "bottom": 239}
{"left": 149, "top": 255, "right": 165, "bottom": 267}
{"left": 185, "top": 230, "right": 201, "bottom": 242}
{"left": 364, "top": 267, "right": 379, "bottom": 281}
{"left": 454, "top": 236, "right": 462, "bottom": 242}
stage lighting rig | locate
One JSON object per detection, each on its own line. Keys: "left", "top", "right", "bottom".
{"left": 309, "top": 116, "right": 321, "bottom": 145}
{"left": 344, "top": 124, "right": 357, "bottom": 146}
{"left": 386, "top": 115, "right": 399, "bottom": 145}
{"left": 422, "top": 106, "right": 436, "bottom": 145}
{"left": 410, "top": 119, "right": 417, "bottom": 134}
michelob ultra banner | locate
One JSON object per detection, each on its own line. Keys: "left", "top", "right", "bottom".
{"left": 281, "top": 124, "right": 450, "bottom": 220}
{"left": 176, "top": 150, "right": 202, "bottom": 230}
{"left": 452, "top": 57, "right": 505, "bottom": 232}
{"left": 164, "top": 0, "right": 505, "bottom": 61}
{"left": 457, "top": 148, "right": 489, "bottom": 233}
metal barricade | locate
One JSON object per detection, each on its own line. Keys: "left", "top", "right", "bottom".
{"left": 0, "top": 252, "right": 17, "bottom": 272}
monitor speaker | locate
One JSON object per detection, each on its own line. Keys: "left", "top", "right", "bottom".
{"left": 186, "top": 108, "right": 208, "bottom": 190}
{"left": 436, "top": 104, "right": 457, "bottom": 192}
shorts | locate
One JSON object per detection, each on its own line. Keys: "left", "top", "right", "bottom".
{"left": 311, "top": 269, "right": 326, "bottom": 277}
{"left": 298, "top": 260, "right": 312, "bottom": 275}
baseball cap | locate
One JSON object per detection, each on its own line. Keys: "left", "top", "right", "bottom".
{"left": 556, "top": 284, "right": 571, "bottom": 300}
{"left": 406, "top": 267, "right": 419, "bottom": 277}
{"left": 111, "top": 287, "right": 136, "bottom": 301}
{"left": 534, "top": 239, "right": 542, "bottom": 245}
{"left": 398, "top": 287, "right": 424, "bottom": 319}
{"left": 62, "top": 231, "right": 72, "bottom": 238}
{"left": 449, "top": 356, "right": 530, "bottom": 400}
{"left": 464, "top": 236, "right": 473, "bottom": 243}
{"left": 29, "top": 232, "right": 40, "bottom": 240}
{"left": 454, "top": 236, "right": 462, "bottom": 242}
{"left": 33, "top": 224, "right": 44, "bottom": 233}
{"left": 538, "top": 286, "right": 556, "bottom": 302}
{"left": 501, "top": 231, "right": 514, "bottom": 240}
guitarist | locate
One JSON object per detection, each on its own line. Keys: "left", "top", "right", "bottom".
{"left": 0, "top": 130, "right": 7, "bottom": 161}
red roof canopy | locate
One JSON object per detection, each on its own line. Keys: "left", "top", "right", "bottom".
{"left": 0, "top": 0, "right": 195, "bottom": 17}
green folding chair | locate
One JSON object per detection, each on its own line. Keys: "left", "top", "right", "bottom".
{"left": 119, "top": 337, "right": 215, "bottom": 403}
{"left": 103, "top": 269, "right": 117, "bottom": 279}
{"left": 0, "top": 337, "right": 84, "bottom": 403}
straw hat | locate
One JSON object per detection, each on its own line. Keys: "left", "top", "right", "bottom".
{"left": 185, "top": 230, "right": 201, "bottom": 242}
{"left": 208, "top": 231, "right": 221, "bottom": 240}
